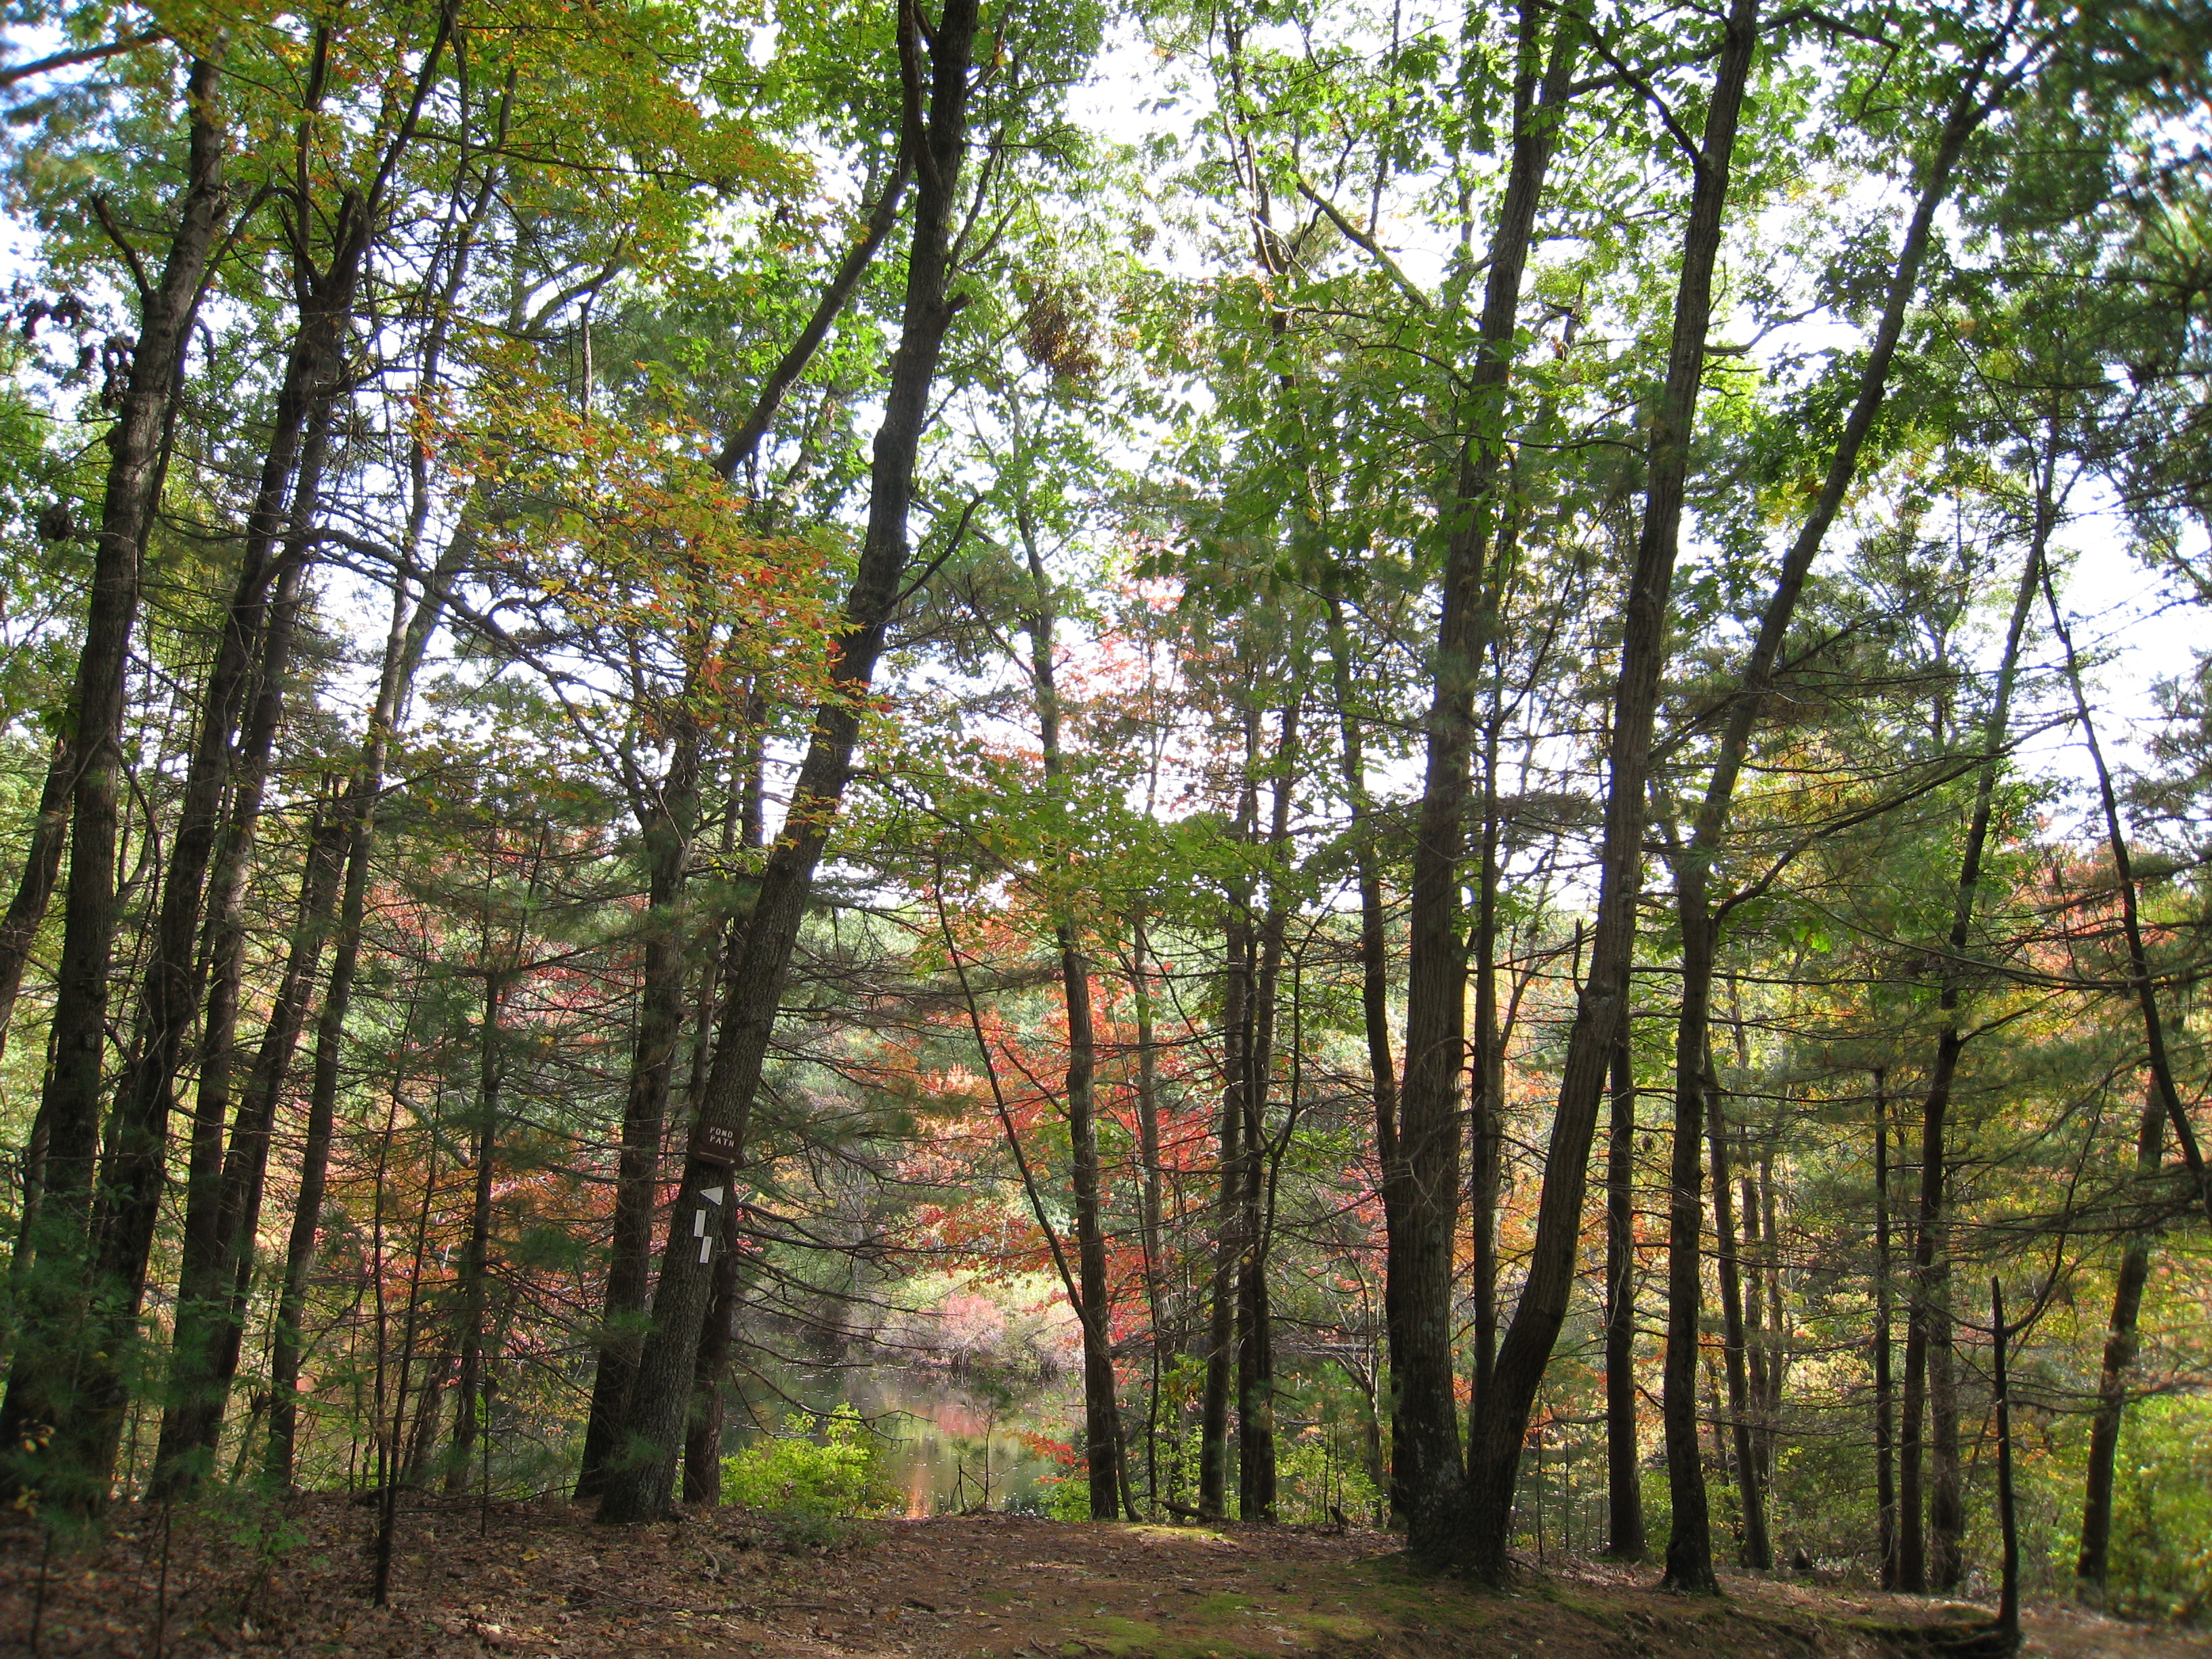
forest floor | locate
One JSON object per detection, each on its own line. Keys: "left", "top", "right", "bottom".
{"left": 2, "top": 1492, "right": 2207, "bottom": 1659}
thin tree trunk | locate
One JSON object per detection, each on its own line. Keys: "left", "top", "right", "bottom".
{"left": 0, "top": 58, "right": 231, "bottom": 1509}
{"left": 1237, "top": 703, "right": 1298, "bottom": 1523}
{"left": 264, "top": 505, "right": 470, "bottom": 1490}
{"left": 1705, "top": 1073, "right": 1771, "bottom": 1568}
{"left": 74, "top": 19, "right": 452, "bottom": 1492}
{"left": 1016, "top": 485, "right": 1125, "bottom": 1521}
{"left": 1465, "top": 0, "right": 1759, "bottom": 1589}
{"left": 2040, "top": 541, "right": 2212, "bottom": 1230}
{"left": 1322, "top": 594, "right": 1401, "bottom": 1511}
{"left": 1130, "top": 914, "right": 1168, "bottom": 1514}
{"left": 0, "top": 735, "right": 70, "bottom": 1058}
{"left": 1906, "top": 527, "right": 2045, "bottom": 1591}
{"left": 2076, "top": 1089, "right": 2163, "bottom": 1597}
{"left": 1873, "top": 1069, "right": 1899, "bottom": 1589}
{"left": 447, "top": 975, "right": 507, "bottom": 1492}
{"left": 1200, "top": 909, "right": 1251, "bottom": 1519}
{"left": 1650, "top": 41, "right": 2010, "bottom": 1591}
{"left": 152, "top": 802, "right": 345, "bottom": 1492}
{"left": 594, "top": 0, "right": 983, "bottom": 1521}
{"left": 1605, "top": 1032, "right": 1645, "bottom": 1559}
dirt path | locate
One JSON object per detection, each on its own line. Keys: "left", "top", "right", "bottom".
{"left": 4, "top": 1498, "right": 2207, "bottom": 1657}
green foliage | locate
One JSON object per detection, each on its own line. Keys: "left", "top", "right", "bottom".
{"left": 721, "top": 1405, "right": 901, "bottom": 1544}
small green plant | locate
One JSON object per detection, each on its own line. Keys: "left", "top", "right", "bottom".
{"left": 720, "top": 1404, "right": 899, "bottom": 1547}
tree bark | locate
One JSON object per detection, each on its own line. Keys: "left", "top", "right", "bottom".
{"left": 575, "top": 723, "right": 703, "bottom": 1498}
{"left": 1705, "top": 1073, "right": 1771, "bottom": 1568}
{"left": 2076, "top": 1089, "right": 2163, "bottom": 1597}
{"left": 594, "top": 0, "right": 981, "bottom": 1522}
{"left": 1602, "top": 1032, "right": 1645, "bottom": 1558}
{"left": 1397, "top": 0, "right": 1584, "bottom": 1545}
{"left": 0, "top": 734, "right": 70, "bottom": 1059}
{"left": 0, "top": 56, "right": 231, "bottom": 1509}
{"left": 1463, "top": 0, "right": 1757, "bottom": 1586}
{"left": 1873, "top": 1069, "right": 1899, "bottom": 1589}
{"left": 446, "top": 974, "right": 508, "bottom": 1492}
{"left": 1200, "top": 907, "right": 1251, "bottom": 1519}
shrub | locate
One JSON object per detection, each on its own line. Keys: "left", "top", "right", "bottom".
{"left": 720, "top": 1404, "right": 899, "bottom": 1541}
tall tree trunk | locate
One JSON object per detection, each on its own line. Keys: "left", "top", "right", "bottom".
{"left": 1462, "top": 0, "right": 1757, "bottom": 1586}
{"left": 1397, "top": 0, "right": 1584, "bottom": 1545}
{"left": 594, "top": 0, "right": 982, "bottom": 1522}
{"left": 1130, "top": 914, "right": 1168, "bottom": 1513}
{"left": 1237, "top": 704, "right": 1298, "bottom": 1523}
{"left": 575, "top": 724, "right": 703, "bottom": 1498}
{"left": 1322, "top": 594, "right": 1401, "bottom": 1510}
{"left": 446, "top": 975, "right": 507, "bottom": 1492}
{"left": 1200, "top": 909, "right": 1251, "bottom": 1519}
{"left": 1873, "top": 1069, "right": 1899, "bottom": 1589}
{"left": 2039, "top": 535, "right": 2212, "bottom": 1230}
{"left": 0, "top": 734, "right": 70, "bottom": 1059}
{"left": 1017, "top": 487, "right": 1125, "bottom": 1521}
{"left": 1604, "top": 1033, "right": 1645, "bottom": 1559}
{"left": 1904, "top": 527, "right": 2045, "bottom": 1590}
{"left": 1705, "top": 1073, "right": 1771, "bottom": 1568}
{"left": 2076, "top": 1090, "right": 2164, "bottom": 1597}
{"left": 1466, "top": 699, "right": 1505, "bottom": 1435}
{"left": 264, "top": 508, "right": 471, "bottom": 1489}
{"left": 1652, "top": 43, "right": 2008, "bottom": 1591}
{"left": 151, "top": 801, "right": 346, "bottom": 1494}
{"left": 0, "top": 58, "right": 231, "bottom": 1509}
{"left": 70, "top": 16, "right": 453, "bottom": 1492}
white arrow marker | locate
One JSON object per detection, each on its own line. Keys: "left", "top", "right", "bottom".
{"left": 702, "top": 1187, "right": 726, "bottom": 1206}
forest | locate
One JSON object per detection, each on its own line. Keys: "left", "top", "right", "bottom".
{"left": 0, "top": 0, "right": 2209, "bottom": 1647}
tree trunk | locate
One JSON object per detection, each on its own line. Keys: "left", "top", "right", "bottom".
{"left": 2076, "top": 1090, "right": 2163, "bottom": 1597}
{"left": 447, "top": 976, "right": 508, "bottom": 1492}
{"left": 264, "top": 503, "right": 470, "bottom": 1490}
{"left": 1322, "top": 594, "right": 1401, "bottom": 1511}
{"left": 1873, "top": 1069, "right": 1899, "bottom": 1589}
{"left": 1200, "top": 910, "right": 1250, "bottom": 1519}
{"left": 1130, "top": 914, "right": 1168, "bottom": 1513}
{"left": 594, "top": 0, "right": 982, "bottom": 1522}
{"left": 1461, "top": 0, "right": 1758, "bottom": 1585}
{"left": 0, "top": 734, "right": 70, "bottom": 1059}
{"left": 1397, "top": 0, "right": 1584, "bottom": 1547}
{"left": 575, "top": 724, "right": 702, "bottom": 1498}
{"left": 1017, "top": 485, "right": 1125, "bottom": 1521}
{"left": 0, "top": 58, "right": 231, "bottom": 1510}
{"left": 151, "top": 802, "right": 346, "bottom": 1494}
{"left": 1237, "top": 705, "right": 1298, "bottom": 1523}
{"left": 1706, "top": 1075, "right": 1771, "bottom": 1568}
{"left": 1649, "top": 47, "right": 2005, "bottom": 1590}
{"left": 1604, "top": 1033, "right": 1645, "bottom": 1559}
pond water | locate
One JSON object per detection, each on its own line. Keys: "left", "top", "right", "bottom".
{"left": 735, "top": 1366, "right": 1081, "bottom": 1517}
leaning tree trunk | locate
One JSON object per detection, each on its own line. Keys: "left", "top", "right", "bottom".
{"left": 1903, "top": 527, "right": 2044, "bottom": 1589}
{"left": 0, "top": 734, "right": 70, "bottom": 1059}
{"left": 2076, "top": 1089, "right": 2164, "bottom": 1597}
{"left": 593, "top": 0, "right": 983, "bottom": 1523}
{"left": 1649, "top": 41, "right": 2008, "bottom": 1592}
{"left": 1874, "top": 1069, "right": 1900, "bottom": 1589}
